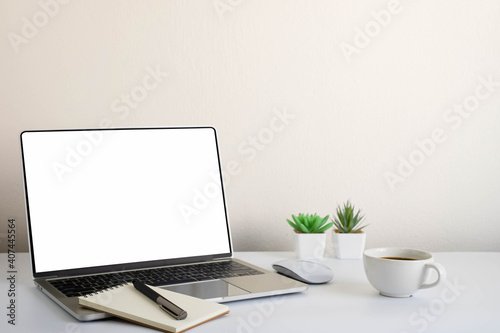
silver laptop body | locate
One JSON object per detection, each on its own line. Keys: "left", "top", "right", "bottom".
{"left": 20, "top": 127, "right": 307, "bottom": 321}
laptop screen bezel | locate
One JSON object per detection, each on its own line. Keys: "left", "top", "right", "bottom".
{"left": 20, "top": 127, "right": 234, "bottom": 278}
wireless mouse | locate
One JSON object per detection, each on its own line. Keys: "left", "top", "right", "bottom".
{"left": 272, "top": 259, "right": 334, "bottom": 284}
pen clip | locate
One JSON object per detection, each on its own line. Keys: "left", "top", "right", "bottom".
{"left": 133, "top": 280, "right": 188, "bottom": 320}
{"left": 159, "top": 303, "right": 187, "bottom": 320}
{"left": 159, "top": 303, "right": 176, "bottom": 318}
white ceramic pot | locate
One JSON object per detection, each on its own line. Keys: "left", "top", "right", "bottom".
{"left": 332, "top": 231, "right": 366, "bottom": 259}
{"left": 295, "top": 232, "right": 326, "bottom": 260}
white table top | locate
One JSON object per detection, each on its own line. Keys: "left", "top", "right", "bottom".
{"left": 1, "top": 252, "right": 499, "bottom": 333}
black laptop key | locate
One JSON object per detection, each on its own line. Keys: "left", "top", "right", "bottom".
{"left": 195, "top": 276, "right": 215, "bottom": 282}
{"left": 151, "top": 277, "right": 198, "bottom": 286}
{"left": 171, "top": 277, "right": 198, "bottom": 284}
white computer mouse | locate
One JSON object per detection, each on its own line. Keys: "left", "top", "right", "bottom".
{"left": 272, "top": 259, "right": 334, "bottom": 284}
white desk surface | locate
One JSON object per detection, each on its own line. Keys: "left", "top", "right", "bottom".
{"left": 1, "top": 251, "right": 499, "bottom": 333}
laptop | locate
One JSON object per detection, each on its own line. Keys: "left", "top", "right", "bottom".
{"left": 20, "top": 127, "right": 307, "bottom": 321}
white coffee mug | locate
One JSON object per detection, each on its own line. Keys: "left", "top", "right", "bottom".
{"left": 363, "top": 248, "right": 446, "bottom": 297}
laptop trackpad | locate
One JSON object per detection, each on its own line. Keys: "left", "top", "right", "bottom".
{"left": 161, "top": 280, "right": 248, "bottom": 300}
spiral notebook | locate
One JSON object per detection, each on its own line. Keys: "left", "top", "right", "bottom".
{"left": 79, "top": 283, "right": 229, "bottom": 333}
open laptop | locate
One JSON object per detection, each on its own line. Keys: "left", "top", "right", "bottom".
{"left": 20, "top": 127, "right": 307, "bottom": 321}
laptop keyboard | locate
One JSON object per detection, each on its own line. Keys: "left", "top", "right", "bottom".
{"left": 49, "top": 261, "right": 264, "bottom": 297}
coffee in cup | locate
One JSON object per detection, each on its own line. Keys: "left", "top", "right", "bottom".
{"left": 363, "top": 248, "right": 446, "bottom": 297}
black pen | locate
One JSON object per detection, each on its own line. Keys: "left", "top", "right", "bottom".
{"left": 133, "top": 280, "right": 188, "bottom": 320}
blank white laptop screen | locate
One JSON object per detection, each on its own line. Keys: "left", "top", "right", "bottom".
{"left": 21, "top": 128, "right": 231, "bottom": 274}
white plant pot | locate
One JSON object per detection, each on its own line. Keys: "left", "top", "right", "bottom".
{"left": 295, "top": 232, "right": 326, "bottom": 260}
{"left": 332, "top": 231, "right": 366, "bottom": 259}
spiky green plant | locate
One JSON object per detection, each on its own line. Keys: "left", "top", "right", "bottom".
{"left": 332, "top": 201, "right": 367, "bottom": 233}
{"left": 287, "top": 213, "right": 332, "bottom": 234}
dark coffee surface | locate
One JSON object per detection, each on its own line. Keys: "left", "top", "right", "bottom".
{"left": 381, "top": 257, "right": 417, "bottom": 261}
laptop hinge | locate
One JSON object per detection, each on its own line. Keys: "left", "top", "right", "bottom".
{"left": 211, "top": 257, "right": 231, "bottom": 262}
{"left": 35, "top": 276, "right": 58, "bottom": 282}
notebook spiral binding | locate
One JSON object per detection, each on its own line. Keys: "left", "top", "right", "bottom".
{"left": 82, "top": 282, "right": 131, "bottom": 298}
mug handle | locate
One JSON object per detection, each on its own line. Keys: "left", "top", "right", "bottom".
{"left": 420, "top": 262, "right": 447, "bottom": 289}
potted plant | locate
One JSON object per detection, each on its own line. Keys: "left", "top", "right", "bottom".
{"left": 287, "top": 213, "right": 332, "bottom": 260}
{"left": 331, "top": 201, "right": 368, "bottom": 259}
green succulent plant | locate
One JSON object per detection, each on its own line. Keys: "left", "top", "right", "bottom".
{"left": 332, "top": 201, "right": 367, "bottom": 233}
{"left": 287, "top": 213, "right": 332, "bottom": 234}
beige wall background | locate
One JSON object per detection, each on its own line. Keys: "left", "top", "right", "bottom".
{"left": 1, "top": 0, "right": 500, "bottom": 254}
